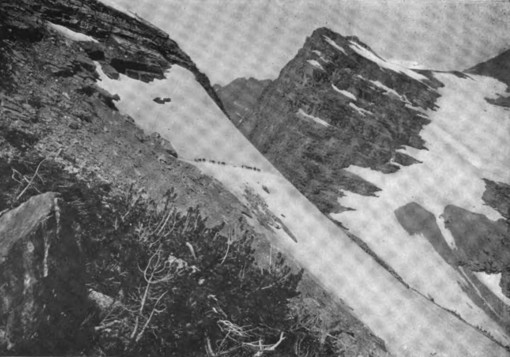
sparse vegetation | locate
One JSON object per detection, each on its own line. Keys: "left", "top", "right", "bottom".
{"left": 0, "top": 153, "right": 318, "bottom": 356}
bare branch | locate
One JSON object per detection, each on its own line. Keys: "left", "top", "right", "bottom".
{"left": 186, "top": 242, "right": 197, "bottom": 260}
{"left": 16, "top": 158, "right": 46, "bottom": 201}
{"left": 135, "top": 291, "right": 167, "bottom": 343}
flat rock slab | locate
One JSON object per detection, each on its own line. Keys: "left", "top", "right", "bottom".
{"left": 0, "top": 192, "right": 58, "bottom": 264}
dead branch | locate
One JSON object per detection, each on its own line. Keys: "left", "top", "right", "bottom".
{"left": 16, "top": 158, "right": 46, "bottom": 201}
{"left": 244, "top": 332, "right": 286, "bottom": 356}
{"left": 186, "top": 241, "right": 197, "bottom": 260}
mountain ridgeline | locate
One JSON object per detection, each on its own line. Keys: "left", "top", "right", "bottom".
{"left": 217, "top": 28, "right": 446, "bottom": 212}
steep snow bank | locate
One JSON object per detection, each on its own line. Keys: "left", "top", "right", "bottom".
{"left": 323, "top": 36, "right": 347, "bottom": 55}
{"left": 331, "top": 73, "right": 510, "bottom": 342}
{"left": 95, "top": 64, "right": 275, "bottom": 172}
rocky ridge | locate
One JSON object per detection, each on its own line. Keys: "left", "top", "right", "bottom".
{"left": 218, "top": 27, "right": 443, "bottom": 214}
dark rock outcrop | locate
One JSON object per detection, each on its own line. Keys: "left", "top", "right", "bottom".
{"left": 442, "top": 205, "right": 510, "bottom": 274}
{"left": 395, "top": 202, "right": 456, "bottom": 265}
{"left": 395, "top": 202, "right": 510, "bottom": 330}
{"left": 218, "top": 27, "right": 443, "bottom": 214}
{"left": 214, "top": 77, "right": 272, "bottom": 126}
{"left": 153, "top": 96, "right": 171, "bottom": 104}
{"left": 0, "top": 193, "right": 91, "bottom": 354}
{"left": 483, "top": 179, "right": 510, "bottom": 221}
{"left": 467, "top": 49, "right": 510, "bottom": 87}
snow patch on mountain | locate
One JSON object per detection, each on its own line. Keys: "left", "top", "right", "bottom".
{"left": 311, "top": 50, "right": 329, "bottom": 62}
{"left": 367, "top": 79, "right": 404, "bottom": 100}
{"left": 297, "top": 109, "right": 330, "bottom": 127}
{"left": 307, "top": 59, "right": 324, "bottom": 71}
{"left": 349, "top": 41, "right": 428, "bottom": 82}
{"left": 331, "top": 72, "right": 510, "bottom": 342}
{"left": 332, "top": 84, "right": 356, "bottom": 100}
{"left": 47, "top": 22, "right": 98, "bottom": 43}
{"left": 323, "top": 36, "right": 346, "bottom": 55}
{"left": 474, "top": 272, "right": 510, "bottom": 305}
{"left": 349, "top": 103, "right": 372, "bottom": 116}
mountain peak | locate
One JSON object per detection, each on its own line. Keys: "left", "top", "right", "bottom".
{"left": 467, "top": 48, "right": 510, "bottom": 86}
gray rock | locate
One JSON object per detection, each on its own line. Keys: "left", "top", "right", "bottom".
{"left": 0, "top": 193, "right": 89, "bottom": 352}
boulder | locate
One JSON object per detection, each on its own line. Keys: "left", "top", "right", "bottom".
{"left": 0, "top": 193, "right": 91, "bottom": 354}
{"left": 153, "top": 96, "right": 171, "bottom": 104}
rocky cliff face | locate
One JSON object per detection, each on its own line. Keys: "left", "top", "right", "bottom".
{"left": 218, "top": 27, "right": 443, "bottom": 214}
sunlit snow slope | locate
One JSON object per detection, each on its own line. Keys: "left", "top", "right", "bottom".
{"left": 331, "top": 73, "right": 510, "bottom": 345}
{"left": 96, "top": 64, "right": 509, "bottom": 357}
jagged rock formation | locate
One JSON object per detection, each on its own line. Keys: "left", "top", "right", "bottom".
{"left": 467, "top": 49, "right": 510, "bottom": 86}
{"left": 217, "top": 27, "right": 443, "bottom": 213}
{"left": 467, "top": 50, "right": 510, "bottom": 107}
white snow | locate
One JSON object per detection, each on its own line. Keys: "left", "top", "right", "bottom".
{"left": 368, "top": 79, "right": 404, "bottom": 100}
{"left": 47, "top": 22, "right": 98, "bottom": 43}
{"left": 438, "top": 217, "right": 458, "bottom": 249}
{"left": 323, "top": 36, "right": 347, "bottom": 55}
{"left": 311, "top": 50, "right": 329, "bottom": 63}
{"left": 297, "top": 109, "right": 330, "bottom": 127}
{"left": 332, "top": 84, "right": 356, "bottom": 100}
{"left": 95, "top": 63, "right": 276, "bottom": 171}
{"left": 349, "top": 103, "right": 372, "bottom": 116}
{"left": 474, "top": 272, "right": 510, "bottom": 305}
{"left": 307, "top": 59, "right": 324, "bottom": 71}
{"left": 349, "top": 41, "right": 428, "bottom": 82}
{"left": 94, "top": 64, "right": 510, "bottom": 356}
{"left": 331, "top": 72, "right": 510, "bottom": 343}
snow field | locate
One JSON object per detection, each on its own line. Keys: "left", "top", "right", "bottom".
{"left": 331, "top": 73, "right": 510, "bottom": 343}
